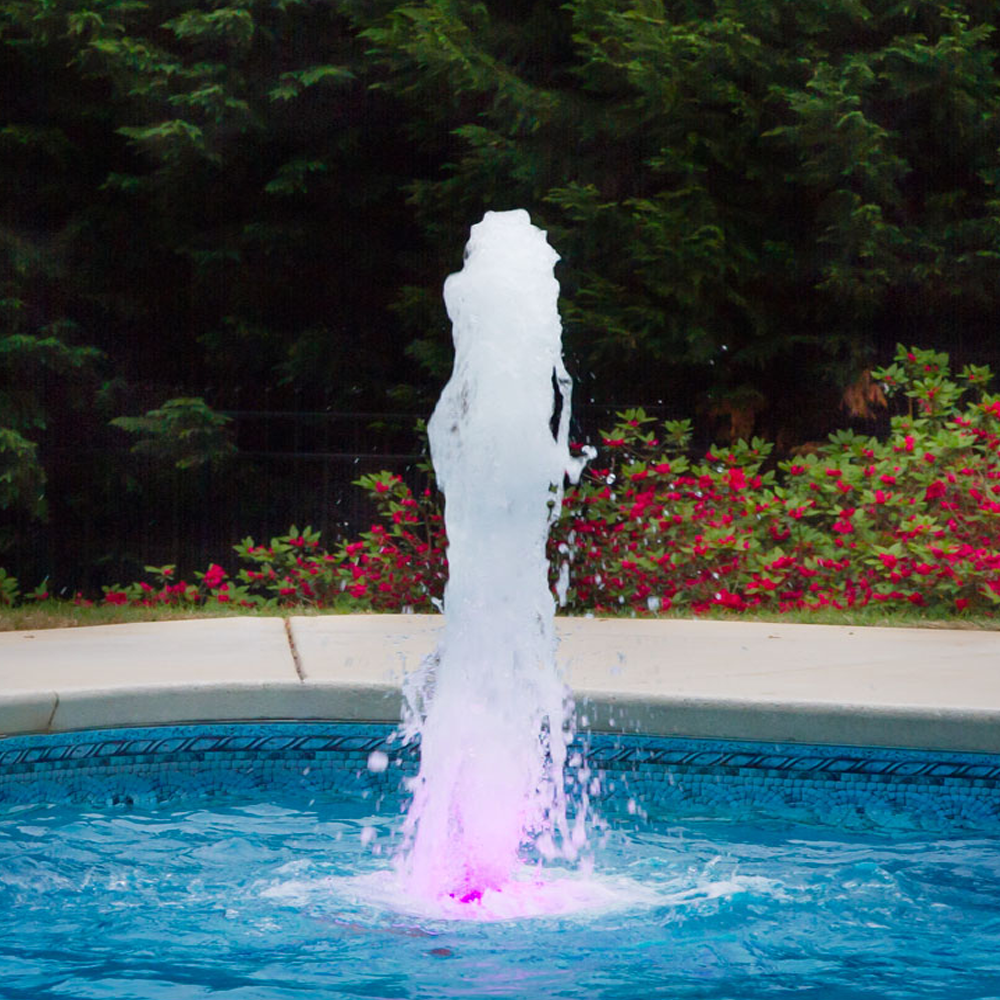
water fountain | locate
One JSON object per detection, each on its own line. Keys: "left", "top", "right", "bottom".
{"left": 391, "top": 209, "right": 596, "bottom": 912}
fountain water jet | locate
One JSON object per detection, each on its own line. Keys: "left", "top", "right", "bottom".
{"left": 397, "top": 209, "right": 593, "bottom": 907}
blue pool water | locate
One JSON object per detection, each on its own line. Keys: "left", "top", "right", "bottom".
{"left": 1, "top": 724, "right": 999, "bottom": 998}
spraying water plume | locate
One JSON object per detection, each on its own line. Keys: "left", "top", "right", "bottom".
{"left": 397, "top": 210, "right": 593, "bottom": 906}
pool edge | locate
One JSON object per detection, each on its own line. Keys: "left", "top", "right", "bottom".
{"left": 1, "top": 615, "right": 999, "bottom": 754}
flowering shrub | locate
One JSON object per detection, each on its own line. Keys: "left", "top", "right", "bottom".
{"left": 99, "top": 561, "right": 243, "bottom": 609}
{"left": 320, "top": 471, "right": 447, "bottom": 611}
{"left": 3, "top": 346, "right": 1000, "bottom": 620}
{"left": 89, "top": 472, "right": 448, "bottom": 613}
{"left": 550, "top": 345, "right": 1000, "bottom": 616}
{"left": 232, "top": 485, "right": 446, "bottom": 612}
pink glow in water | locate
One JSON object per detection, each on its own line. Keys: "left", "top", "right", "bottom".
{"left": 395, "top": 210, "right": 593, "bottom": 913}
{"left": 331, "top": 864, "right": 662, "bottom": 923}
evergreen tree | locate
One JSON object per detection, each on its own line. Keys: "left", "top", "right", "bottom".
{"left": 352, "top": 0, "right": 1000, "bottom": 438}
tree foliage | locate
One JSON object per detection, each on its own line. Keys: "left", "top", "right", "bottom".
{"left": 110, "top": 397, "right": 236, "bottom": 469}
{"left": 0, "top": 297, "right": 101, "bottom": 528}
{"left": 1, "top": 0, "right": 420, "bottom": 402}
{"left": 1, "top": 0, "right": 999, "bottom": 586}
{"left": 348, "top": 0, "right": 1000, "bottom": 435}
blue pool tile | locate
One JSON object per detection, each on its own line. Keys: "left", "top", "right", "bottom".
{"left": 1, "top": 722, "right": 999, "bottom": 834}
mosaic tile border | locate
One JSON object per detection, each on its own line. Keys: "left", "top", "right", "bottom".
{"left": 1, "top": 723, "right": 998, "bottom": 831}
{"left": 0, "top": 723, "right": 403, "bottom": 771}
{"left": 590, "top": 733, "right": 1000, "bottom": 781}
{"left": 590, "top": 732, "right": 1000, "bottom": 831}
{"left": 0, "top": 723, "right": 413, "bottom": 809}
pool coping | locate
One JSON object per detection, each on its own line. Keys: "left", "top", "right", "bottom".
{"left": 1, "top": 615, "right": 998, "bottom": 753}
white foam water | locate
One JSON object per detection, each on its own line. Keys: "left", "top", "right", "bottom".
{"left": 321, "top": 867, "right": 660, "bottom": 923}
{"left": 394, "top": 210, "right": 594, "bottom": 912}
{"left": 263, "top": 866, "right": 769, "bottom": 925}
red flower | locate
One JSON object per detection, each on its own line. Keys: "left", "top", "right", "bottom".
{"left": 727, "top": 468, "right": 747, "bottom": 491}
{"left": 712, "top": 589, "right": 746, "bottom": 610}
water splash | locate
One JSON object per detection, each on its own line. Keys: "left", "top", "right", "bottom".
{"left": 396, "top": 210, "right": 593, "bottom": 909}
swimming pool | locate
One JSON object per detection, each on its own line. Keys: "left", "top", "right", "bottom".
{"left": 2, "top": 721, "right": 999, "bottom": 998}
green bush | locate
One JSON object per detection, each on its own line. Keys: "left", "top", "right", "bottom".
{"left": 551, "top": 345, "right": 1000, "bottom": 615}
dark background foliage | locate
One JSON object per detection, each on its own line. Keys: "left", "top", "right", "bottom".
{"left": 2, "top": 0, "right": 998, "bottom": 591}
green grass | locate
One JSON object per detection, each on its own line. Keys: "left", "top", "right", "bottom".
{"left": 1, "top": 599, "right": 996, "bottom": 632}
{"left": 658, "top": 603, "right": 999, "bottom": 630}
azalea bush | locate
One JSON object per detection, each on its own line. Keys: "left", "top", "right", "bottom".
{"left": 72, "top": 472, "right": 447, "bottom": 614}
{"left": 5, "top": 346, "right": 1000, "bottom": 620}
{"left": 551, "top": 344, "right": 1000, "bottom": 616}
{"left": 228, "top": 474, "right": 446, "bottom": 613}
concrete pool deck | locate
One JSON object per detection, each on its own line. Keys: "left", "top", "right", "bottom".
{"left": 0, "top": 615, "right": 998, "bottom": 753}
